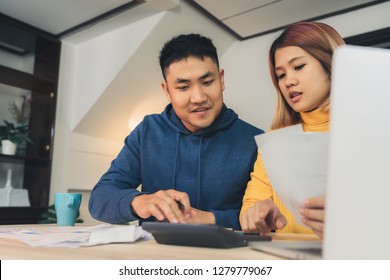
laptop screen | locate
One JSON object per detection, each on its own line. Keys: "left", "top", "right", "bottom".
{"left": 324, "top": 45, "right": 390, "bottom": 259}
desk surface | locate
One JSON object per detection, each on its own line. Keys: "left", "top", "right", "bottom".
{"left": 0, "top": 224, "right": 319, "bottom": 260}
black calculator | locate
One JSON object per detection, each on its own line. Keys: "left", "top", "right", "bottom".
{"left": 142, "top": 222, "right": 271, "bottom": 248}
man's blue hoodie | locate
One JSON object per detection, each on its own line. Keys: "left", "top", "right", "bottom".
{"left": 89, "top": 103, "right": 263, "bottom": 229}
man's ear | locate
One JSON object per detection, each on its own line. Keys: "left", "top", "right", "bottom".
{"left": 219, "top": 68, "right": 225, "bottom": 92}
{"left": 161, "top": 81, "right": 172, "bottom": 103}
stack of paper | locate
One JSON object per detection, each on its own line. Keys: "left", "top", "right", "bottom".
{"left": 255, "top": 124, "right": 329, "bottom": 227}
{"left": 0, "top": 224, "right": 153, "bottom": 248}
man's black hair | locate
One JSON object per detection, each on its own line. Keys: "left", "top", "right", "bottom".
{"left": 159, "top": 33, "right": 219, "bottom": 80}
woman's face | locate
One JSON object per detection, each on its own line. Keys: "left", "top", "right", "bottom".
{"left": 274, "top": 46, "right": 330, "bottom": 113}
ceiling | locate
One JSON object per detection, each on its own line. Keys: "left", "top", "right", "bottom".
{"left": 0, "top": 0, "right": 145, "bottom": 37}
{"left": 187, "top": 0, "right": 387, "bottom": 39}
{"left": 0, "top": 0, "right": 387, "bottom": 40}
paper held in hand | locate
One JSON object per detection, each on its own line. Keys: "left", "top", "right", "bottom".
{"left": 254, "top": 124, "right": 329, "bottom": 228}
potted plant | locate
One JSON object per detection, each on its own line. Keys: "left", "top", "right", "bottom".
{"left": 0, "top": 121, "right": 32, "bottom": 155}
{"left": 0, "top": 95, "right": 32, "bottom": 155}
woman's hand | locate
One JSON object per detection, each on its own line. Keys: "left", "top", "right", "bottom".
{"left": 240, "top": 199, "right": 287, "bottom": 234}
{"left": 300, "top": 196, "right": 325, "bottom": 239}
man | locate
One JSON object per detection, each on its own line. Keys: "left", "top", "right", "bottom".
{"left": 89, "top": 34, "right": 263, "bottom": 229}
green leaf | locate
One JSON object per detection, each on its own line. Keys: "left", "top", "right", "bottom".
{"left": 0, "top": 120, "right": 33, "bottom": 144}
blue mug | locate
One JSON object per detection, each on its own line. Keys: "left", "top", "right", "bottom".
{"left": 54, "top": 193, "right": 82, "bottom": 226}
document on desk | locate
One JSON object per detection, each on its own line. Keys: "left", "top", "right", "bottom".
{"left": 255, "top": 125, "right": 329, "bottom": 227}
{"left": 0, "top": 224, "right": 153, "bottom": 248}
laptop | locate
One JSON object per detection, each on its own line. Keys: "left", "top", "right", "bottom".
{"left": 250, "top": 45, "right": 390, "bottom": 259}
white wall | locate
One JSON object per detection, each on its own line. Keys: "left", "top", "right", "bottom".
{"left": 50, "top": 0, "right": 390, "bottom": 211}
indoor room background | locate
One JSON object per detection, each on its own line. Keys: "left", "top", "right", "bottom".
{"left": 1, "top": 0, "right": 389, "bottom": 223}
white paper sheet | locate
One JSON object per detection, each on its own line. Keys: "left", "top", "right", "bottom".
{"left": 255, "top": 125, "right": 329, "bottom": 227}
{"left": 0, "top": 224, "right": 153, "bottom": 248}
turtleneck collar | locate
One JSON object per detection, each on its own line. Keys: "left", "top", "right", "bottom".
{"left": 300, "top": 107, "right": 330, "bottom": 132}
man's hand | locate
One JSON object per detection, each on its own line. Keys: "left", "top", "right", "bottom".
{"left": 185, "top": 208, "right": 216, "bottom": 225}
{"left": 300, "top": 196, "right": 325, "bottom": 239}
{"left": 240, "top": 199, "right": 287, "bottom": 233}
{"left": 131, "top": 190, "right": 191, "bottom": 223}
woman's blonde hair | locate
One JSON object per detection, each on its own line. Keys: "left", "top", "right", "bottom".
{"left": 269, "top": 22, "right": 345, "bottom": 130}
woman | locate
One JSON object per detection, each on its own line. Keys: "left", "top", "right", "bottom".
{"left": 240, "top": 22, "right": 345, "bottom": 239}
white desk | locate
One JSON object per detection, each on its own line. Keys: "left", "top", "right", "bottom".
{"left": 0, "top": 224, "right": 318, "bottom": 260}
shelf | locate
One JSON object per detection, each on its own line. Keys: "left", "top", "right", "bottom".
{"left": 0, "top": 153, "right": 51, "bottom": 163}
{"left": 0, "top": 65, "right": 56, "bottom": 92}
{"left": 0, "top": 207, "right": 47, "bottom": 225}
{"left": 0, "top": 13, "right": 60, "bottom": 225}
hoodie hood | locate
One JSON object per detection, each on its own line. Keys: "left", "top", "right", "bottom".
{"left": 161, "top": 103, "right": 237, "bottom": 135}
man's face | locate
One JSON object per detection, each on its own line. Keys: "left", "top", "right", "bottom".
{"left": 161, "top": 56, "right": 224, "bottom": 133}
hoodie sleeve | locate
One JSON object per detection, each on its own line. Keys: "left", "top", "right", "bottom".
{"left": 89, "top": 121, "right": 148, "bottom": 224}
{"left": 212, "top": 209, "right": 241, "bottom": 230}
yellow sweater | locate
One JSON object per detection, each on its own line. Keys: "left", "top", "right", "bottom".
{"left": 241, "top": 107, "right": 329, "bottom": 233}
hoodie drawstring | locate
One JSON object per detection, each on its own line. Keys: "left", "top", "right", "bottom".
{"left": 171, "top": 133, "right": 181, "bottom": 190}
{"left": 197, "top": 135, "right": 203, "bottom": 208}
{"left": 171, "top": 133, "right": 203, "bottom": 208}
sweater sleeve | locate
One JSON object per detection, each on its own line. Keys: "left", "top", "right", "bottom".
{"left": 88, "top": 123, "right": 147, "bottom": 224}
{"left": 240, "top": 151, "right": 274, "bottom": 218}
